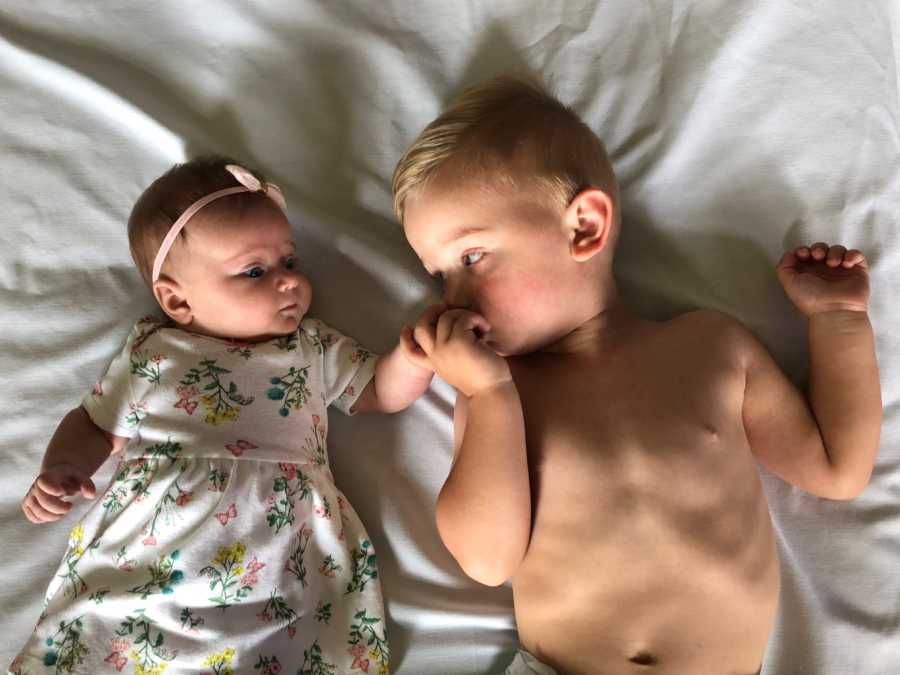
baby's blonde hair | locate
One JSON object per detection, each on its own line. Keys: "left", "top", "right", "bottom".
{"left": 128, "top": 155, "right": 272, "bottom": 287}
{"left": 392, "top": 75, "right": 619, "bottom": 223}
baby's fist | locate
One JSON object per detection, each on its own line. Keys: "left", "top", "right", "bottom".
{"left": 777, "top": 243, "right": 870, "bottom": 316}
{"left": 22, "top": 463, "right": 96, "bottom": 523}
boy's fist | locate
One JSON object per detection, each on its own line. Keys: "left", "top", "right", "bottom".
{"left": 777, "top": 243, "right": 870, "bottom": 316}
{"left": 22, "top": 463, "right": 96, "bottom": 523}
{"left": 412, "top": 303, "right": 512, "bottom": 397}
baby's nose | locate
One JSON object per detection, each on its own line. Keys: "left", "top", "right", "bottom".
{"left": 277, "top": 272, "right": 299, "bottom": 292}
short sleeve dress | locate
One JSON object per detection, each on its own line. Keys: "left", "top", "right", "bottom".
{"left": 9, "top": 315, "right": 389, "bottom": 675}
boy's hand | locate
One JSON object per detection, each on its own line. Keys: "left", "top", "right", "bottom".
{"left": 777, "top": 243, "right": 870, "bottom": 316}
{"left": 22, "top": 463, "right": 96, "bottom": 523}
{"left": 412, "top": 303, "right": 512, "bottom": 397}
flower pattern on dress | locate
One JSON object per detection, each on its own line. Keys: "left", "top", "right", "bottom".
{"left": 266, "top": 365, "right": 312, "bottom": 417}
{"left": 345, "top": 539, "right": 378, "bottom": 595}
{"left": 116, "top": 608, "right": 176, "bottom": 674}
{"left": 253, "top": 654, "right": 282, "bottom": 675}
{"left": 179, "top": 607, "right": 204, "bottom": 634}
{"left": 348, "top": 609, "right": 389, "bottom": 675}
{"left": 180, "top": 358, "right": 253, "bottom": 425}
{"left": 224, "top": 439, "right": 258, "bottom": 457}
{"left": 285, "top": 523, "right": 314, "bottom": 587}
{"left": 125, "top": 401, "right": 148, "bottom": 428}
{"left": 58, "top": 524, "right": 93, "bottom": 599}
{"left": 129, "top": 550, "right": 184, "bottom": 598}
{"left": 131, "top": 350, "right": 165, "bottom": 384}
{"left": 201, "top": 647, "right": 236, "bottom": 675}
{"left": 42, "top": 616, "right": 89, "bottom": 673}
{"left": 299, "top": 640, "right": 336, "bottom": 675}
{"left": 257, "top": 588, "right": 298, "bottom": 629}
{"left": 266, "top": 462, "right": 312, "bottom": 533}
{"left": 199, "top": 542, "right": 257, "bottom": 609}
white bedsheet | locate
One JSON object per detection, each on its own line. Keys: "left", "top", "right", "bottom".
{"left": 1, "top": 2, "right": 898, "bottom": 673}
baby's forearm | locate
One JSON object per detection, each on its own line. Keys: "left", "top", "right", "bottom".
{"left": 436, "top": 382, "right": 530, "bottom": 586}
{"left": 808, "top": 310, "right": 882, "bottom": 491}
{"left": 369, "top": 345, "right": 433, "bottom": 413}
{"left": 41, "top": 407, "right": 115, "bottom": 477}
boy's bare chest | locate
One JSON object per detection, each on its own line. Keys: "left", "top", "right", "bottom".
{"left": 507, "top": 347, "right": 779, "bottom": 673}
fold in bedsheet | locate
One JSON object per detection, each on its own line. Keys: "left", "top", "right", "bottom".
{"left": 1, "top": 2, "right": 898, "bottom": 673}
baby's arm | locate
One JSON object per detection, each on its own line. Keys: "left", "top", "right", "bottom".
{"left": 743, "top": 243, "right": 881, "bottom": 500}
{"left": 350, "top": 325, "right": 434, "bottom": 414}
{"left": 22, "top": 407, "right": 128, "bottom": 523}
{"left": 413, "top": 305, "right": 531, "bottom": 586}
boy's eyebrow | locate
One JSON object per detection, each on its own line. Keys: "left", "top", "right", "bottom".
{"left": 442, "top": 225, "right": 489, "bottom": 245}
{"left": 419, "top": 227, "right": 489, "bottom": 273}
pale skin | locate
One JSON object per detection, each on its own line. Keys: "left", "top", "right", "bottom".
{"left": 23, "top": 200, "right": 433, "bottom": 524}
{"left": 402, "top": 181, "right": 881, "bottom": 674}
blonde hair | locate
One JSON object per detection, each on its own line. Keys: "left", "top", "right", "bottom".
{"left": 128, "top": 155, "right": 271, "bottom": 287}
{"left": 392, "top": 75, "right": 618, "bottom": 222}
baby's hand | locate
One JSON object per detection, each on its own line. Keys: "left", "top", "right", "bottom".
{"left": 777, "top": 243, "right": 870, "bottom": 316}
{"left": 398, "top": 323, "right": 434, "bottom": 372}
{"left": 412, "top": 304, "right": 512, "bottom": 397}
{"left": 22, "top": 463, "right": 96, "bottom": 523}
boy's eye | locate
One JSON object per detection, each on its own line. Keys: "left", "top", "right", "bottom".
{"left": 243, "top": 266, "right": 265, "bottom": 278}
{"left": 462, "top": 251, "right": 484, "bottom": 266}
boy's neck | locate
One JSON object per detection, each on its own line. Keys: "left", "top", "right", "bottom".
{"left": 540, "top": 287, "right": 645, "bottom": 359}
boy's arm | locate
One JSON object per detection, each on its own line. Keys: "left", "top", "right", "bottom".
{"left": 743, "top": 243, "right": 881, "bottom": 500}
{"left": 436, "top": 382, "right": 530, "bottom": 586}
{"left": 23, "top": 406, "right": 128, "bottom": 522}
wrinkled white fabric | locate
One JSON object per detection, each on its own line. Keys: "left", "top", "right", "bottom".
{"left": 1, "top": 2, "right": 898, "bottom": 674}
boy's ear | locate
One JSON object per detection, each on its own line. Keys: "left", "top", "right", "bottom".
{"left": 564, "top": 188, "right": 614, "bottom": 262}
{"left": 152, "top": 277, "right": 193, "bottom": 326}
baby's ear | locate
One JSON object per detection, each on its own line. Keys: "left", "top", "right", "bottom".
{"left": 152, "top": 278, "right": 193, "bottom": 326}
{"left": 564, "top": 188, "right": 614, "bottom": 262}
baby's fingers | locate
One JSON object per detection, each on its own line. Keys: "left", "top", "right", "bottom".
{"left": 400, "top": 325, "right": 432, "bottom": 370}
{"left": 34, "top": 487, "right": 74, "bottom": 516}
{"left": 80, "top": 479, "right": 97, "bottom": 500}
{"left": 22, "top": 491, "right": 64, "bottom": 523}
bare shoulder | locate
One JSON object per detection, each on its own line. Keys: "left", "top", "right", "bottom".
{"left": 667, "top": 309, "right": 761, "bottom": 366}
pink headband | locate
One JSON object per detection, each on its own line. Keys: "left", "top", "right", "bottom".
{"left": 151, "top": 164, "right": 288, "bottom": 283}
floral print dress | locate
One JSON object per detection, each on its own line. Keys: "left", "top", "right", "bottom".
{"left": 10, "top": 316, "right": 389, "bottom": 675}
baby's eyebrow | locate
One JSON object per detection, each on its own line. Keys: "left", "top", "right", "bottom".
{"left": 224, "top": 242, "right": 296, "bottom": 265}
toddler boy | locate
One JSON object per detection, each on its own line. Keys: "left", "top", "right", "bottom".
{"left": 394, "top": 77, "right": 881, "bottom": 675}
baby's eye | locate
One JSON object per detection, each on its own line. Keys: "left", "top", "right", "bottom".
{"left": 285, "top": 256, "right": 297, "bottom": 270}
{"left": 243, "top": 266, "right": 265, "bottom": 279}
{"left": 462, "top": 251, "right": 484, "bottom": 266}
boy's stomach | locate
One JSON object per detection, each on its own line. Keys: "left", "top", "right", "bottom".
{"left": 511, "top": 443, "right": 779, "bottom": 675}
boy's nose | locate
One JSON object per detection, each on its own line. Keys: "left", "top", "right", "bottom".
{"left": 441, "top": 281, "right": 467, "bottom": 308}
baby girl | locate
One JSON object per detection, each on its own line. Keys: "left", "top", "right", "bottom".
{"left": 12, "top": 156, "right": 432, "bottom": 675}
